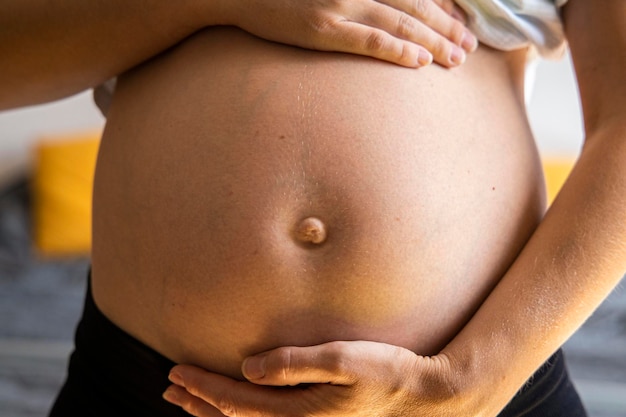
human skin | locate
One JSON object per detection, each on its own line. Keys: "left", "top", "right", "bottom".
{"left": 0, "top": 2, "right": 479, "bottom": 414}
{"left": 0, "top": 0, "right": 475, "bottom": 110}
{"left": 7, "top": 2, "right": 619, "bottom": 417}
{"left": 161, "top": 1, "right": 626, "bottom": 416}
{"left": 91, "top": 18, "right": 543, "bottom": 409}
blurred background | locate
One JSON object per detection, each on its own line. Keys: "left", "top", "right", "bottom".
{"left": 1, "top": 52, "right": 625, "bottom": 416}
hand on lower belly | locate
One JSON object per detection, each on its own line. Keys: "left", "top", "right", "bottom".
{"left": 161, "top": 340, "right": 492, "bottom": 417}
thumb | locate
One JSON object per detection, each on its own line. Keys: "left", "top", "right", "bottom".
{"left": 242, "top": 342, "right": 358, "bottom": 386}
{"left": 242, "top": 340, "right": 417, "bottom": 387}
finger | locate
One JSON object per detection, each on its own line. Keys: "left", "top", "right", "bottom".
{"left": 359, "top": 7, "right": 465, "bottom": 67}
{"left": 379, "top": 0, "right": 460, "bottom": 37}
{"left": 377, "top": 0, "right": 477, "bottom": 51}
{"left": 429, "top": 2, "right": 476, "bottom": 54}
{"left": 431, "top": 0, "right": 454, "bottom": 14}
{"left": 163, "top": 384, "right": 226, "bottom": 417}
{"left": 242, "top": 341, "right": 408, "bottom": 386}
{"left": 242, "top": 342, "right": 366, "bottom": 386}
{"left": 431, "top": 0, "right": 464, "bottom": 21}
{"left": 169, "top": 365, "right": 324, "bottom": 417}
{"left": 320, "top": 21, "right": 432, "bottom": 68}
{"left": 360, "top": 1, "right": 476, "bottom": 66}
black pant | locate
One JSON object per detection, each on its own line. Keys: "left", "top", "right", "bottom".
{"left": 499, "top": 350, "right": 587, "bottom": 416}
{"left": 49, "top": 280, "right": 189, "bottom": 416}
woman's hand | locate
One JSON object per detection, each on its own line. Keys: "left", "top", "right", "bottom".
{"left": 1, "top": 0, "right": 475, "bottom": 109}
{"left": 162, "top": 341, "right": 496, "bottom": 417}
{"left": 217, "top": 0, "right": 477, "bottom": 68}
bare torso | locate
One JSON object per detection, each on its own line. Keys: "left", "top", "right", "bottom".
{"left": 91, "top": 27, "right": 545, "bottom": 379}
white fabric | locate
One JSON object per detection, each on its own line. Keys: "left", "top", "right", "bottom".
{"left": 456, "top": 0, "right": 569, "bottom": 58}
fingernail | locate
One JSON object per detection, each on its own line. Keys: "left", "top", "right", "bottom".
{"left": 169, "top": 371, "right": 184, "bottom": 386}
{"left": 450, "top": 46, "right": 466, "bottom": 65}
{"left": 163, "top": 387, "right": 180, "bottom": 405}
{"left": 417, "top": 50, "right": 433, "bottom": 67}
{"left": 242, "top": 356, "right": 266, "bottom": 380}
{"left": 461, "top": 30, "right": 478, "bottom": 52}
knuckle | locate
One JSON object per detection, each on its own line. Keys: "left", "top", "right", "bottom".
{"left": 431, "top": 36, "right": 452, "bottom": 59}
{"left": 410, "top": 0, "right": 431, "bottom": 18}
{"left": 274, "top": 347, "right": 295, "bottom": 382}
{"left": 185, "top": 404, "right": 203, "bottom": 417}
{"left": 363, "top": 31, "right": 389, "bottom": 53}
{"left": 215, "top": 391, "right": 239, "bottom": 417}
{"left": 309, "top": 14, "right": 335, "bottom": 34}
{"left": 324, "top": 342, "right": 353, "bottom": 376}
{"left": 439, "top": 0, "right": 456, "bottom": 14}
{"left": 185, "top": 383, "right": 201, "bottom": 398}
{"left": 178, "top": 397, "right": 198, "bottom": 416}
{"left": 449, "top": 20, "right": 467, "bottom": 44}
{"left": 178, "top": 395, "right": 208, "bottom": 417}
{"left": 396, "top": 12, "right": 418, "bottom": 38}
{"left": 305, "top": 2, "right": 344, "bottom": 36}
{"left": 398, "top": 43, "right": 420, "bottom": 66}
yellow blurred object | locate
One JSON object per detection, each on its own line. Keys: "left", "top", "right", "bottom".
{"left": 542, "top": 156, "right": 577, "bottom": 205}
{"left": 32, "top": 131, "right": 101, "bottom": 257}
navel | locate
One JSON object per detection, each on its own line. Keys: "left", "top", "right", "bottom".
{"left": 294, "top": 217, "right": 327, "bottom": 245}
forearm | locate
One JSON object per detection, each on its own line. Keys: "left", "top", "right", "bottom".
{"left": 0, "top": 0, "right": 217, "bottom": 109}
{"left": 443, "top": 0, "right": 626, "bottom": 411}
{"left": 444, "top": 126, "right": 626, "bottom": 408}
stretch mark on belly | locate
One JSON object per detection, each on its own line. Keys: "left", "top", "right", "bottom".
{"left": 294, "top": 217, "right": 327, "bottom": 245}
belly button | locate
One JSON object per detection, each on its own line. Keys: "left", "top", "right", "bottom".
{"left": 294, "top": 217, "right": 327, "bottom": 245}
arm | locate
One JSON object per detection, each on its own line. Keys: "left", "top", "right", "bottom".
{"left": 1, "top": 0, "right": 211, "bottom": 109}
{"left": 0, "top": 0, "right": 475, "bottom": 110}
{"left": 162, "top": 1, "right": 626, "bottom": 415}
{"left": 440, "top": 0, "right": 626, "bottom": 409}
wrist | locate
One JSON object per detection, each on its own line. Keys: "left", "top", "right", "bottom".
{"left": 403, "top": 353, "right": 482, "bottom": 416}
{"left": 438, "top": 348, "right": 483, "bottom": 409}
{"left": 439, "top": 341, "right": 512, "bottom": 416}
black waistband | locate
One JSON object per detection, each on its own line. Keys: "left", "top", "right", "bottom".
{"left": 49, "top": 279, "right": 189, "bottom": 416}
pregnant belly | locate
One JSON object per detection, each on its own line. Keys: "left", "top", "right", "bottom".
{"left": 91, "top": 27, "right": 546, "bottom": 379}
